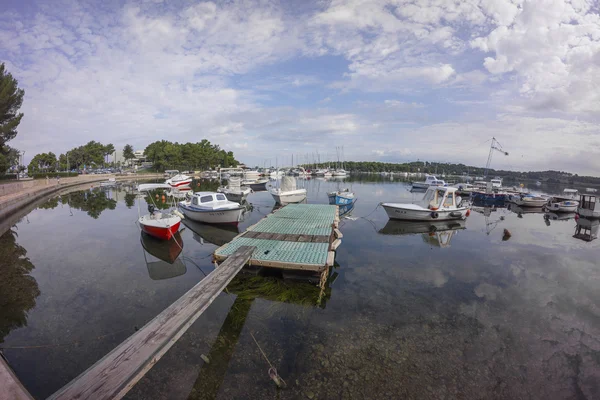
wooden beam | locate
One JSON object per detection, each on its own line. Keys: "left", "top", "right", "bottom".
{"left": 49, "top": 246, "right": 256, "bottom": 400}
{"left": 0, "top": 355, "right": 33, "bottom": 400}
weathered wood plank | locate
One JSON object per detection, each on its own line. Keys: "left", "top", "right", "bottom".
{"left": 49, "top": 246, "right": 256, "bottom": 400}
{"left": 326, "top": 251, "right": 335, "bottom": 267}
{"left": 334, "top": 228, "right": 343, "bottom": 239}
{"left": 0, "top": 355, "right": 33, "bottom": 400}
{"left": 330, "top": 238, "right": 342, "bottom": 251}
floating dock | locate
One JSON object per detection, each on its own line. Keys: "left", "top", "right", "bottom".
{"left": 214, "top": 204, "right": 342, "bottom": 272}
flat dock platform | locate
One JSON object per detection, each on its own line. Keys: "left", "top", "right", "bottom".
{"left": 214, "top": 204, "right": 342, "bottom": 272}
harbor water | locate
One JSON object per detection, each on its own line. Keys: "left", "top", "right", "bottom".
{"left": 1, "top": 177, "right": 599, "bottom": 399}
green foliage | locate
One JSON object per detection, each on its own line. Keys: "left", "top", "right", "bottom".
{"left": 30, "top": 172, "right": 78, "bottom": 179}
{"left": 103, "top": 143, "right": 115, "bottom": 165}
{"left": 0, "top": 63, "right": 24, "bottom": 148}
{"left": 28, "top": 152, "right": 57, "bottom": 173}
{"left": 144, "top": 139, "right": 238, "bottom": 172}
{"left": 65, "top": 188, "right": 117, "bottom": 219}
{"left": 0, "top": 173, "right": 18, "bottom": 181}
{"left": 123, "top": 144, "right": 135, "bottom": 161}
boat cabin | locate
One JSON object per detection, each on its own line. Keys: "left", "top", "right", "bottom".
{"left": 490, "top": 177, "right": 502, "bottom": 188}
{"left": 189, "top": 192, "right": 230, "bottom": 207}
{"left": 164, "top": 170, "right": 179, "bottom": 177}
{"left": 420, "top": 187, "right": 461, "bottom": 210}
{"left": 578, "top": 194, "right": 599, "bottom": 216}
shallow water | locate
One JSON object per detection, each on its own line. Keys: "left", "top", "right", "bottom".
{"left": 1, "top": 178, "right": 599, "bottom": 399}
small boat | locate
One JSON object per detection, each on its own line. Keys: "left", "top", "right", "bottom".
{"left": 241, "top": 178, "right": 269, "bottom": 191}
{"left": 381, "top": 186, "right": 469, "bottom": 221}
{"left": 270, "top": 175, "right": 306, "bottom": 205}
{"left": 217, "top": 178, "right": 251, "bottom": 203}
{"left": 137, "top": 183, "right": 182, "bottom": 240}
{"left": 535, "top": 181, "right": 542, "bottom": 186}
{"left": 577, "top": 194, "right": 600, "bottom": 219}
{"left": 586, "top": 188, "right": 598, "bottom": 193}
{"left": 327, "top": 189, "right": 355, "bottom": 206}
{"left": 411, "top": 174, "right": 445, "bottom": 190}
{"left": 491, "top": 177, "right": 503, "bottom": 188}
{"left": 100, "top": 177, "right": 117, "bottom": 187}
{"left": 546, "top": 200, "right": 578, "bottom": 213}
{"left": 323, "top": 170, "right": 332, "bottom": 178}
{"left": 453, "top": 183, "right": 474, "bottom": 196}
{"left": 332, "top": 169, "right": 347, "bottom": 177}
{"left": 165, "top": 171, "right": 193, "bottom": 188}
{"left": 179, "top": 192, "right": 245, "bottom": 225}
{"left": 244, "top": 170, "right": 261, "bottom": 180}
{"left": 508, "top": 193, "right": 547, "bottom": 207}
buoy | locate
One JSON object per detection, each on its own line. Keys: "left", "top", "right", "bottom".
{"left": 430, "top": 212, "right": 439, "bottom": 219}
{"left": 466, "top": 209, "right": 471, "bottom": 217}
{"left": 502, "top": 229, "right": 511, "bottom": 241}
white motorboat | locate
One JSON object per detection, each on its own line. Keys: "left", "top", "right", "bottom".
{"left": 178, "top": 192, "right": 245, "bottom": 225}
{"left": 100, "top": 177, "right": 117, "bottom": 187}
{"left": 323, "top": 170, "right": 332, "bottom": 178}
{"left": 217, "top": 178, "right": 252, "bottom": 203}
{"left": 509, "top": 194, "right": 547, "bottom": 207}
{"left": 412, "top": 175, "right": 446, "bottom": 190}
{"left": 165, "top": 172, "right": 192, "bottom": 188}
{"left": 269, "top": 170, "right": 284, "bottom": 178}
{"left": 332, "top": 169, "right": 347, "bottom": 177}
{"left": 546, "top": 200, "right": 578, "bottom": 213}
{"left": 244, "top": 170, "right": 261, "bottom": 180}
{"left": 241, "top": 178, "right": 269, "bottom": 191}
{"left": 586, "top": 188, "right": 598, "bottom": 193}
{"left": 578, "top": 194, "right": 600, "bottom": 219}
{"left": 270, "top": 176, "right": 307, "bottom": 205}
{"left": 381, "top": 186, "right": 469, "bottom": 221}
{"left": 490, "top": 177, "right": 503, "bottom": 188}
{"left": 453, "top": 183, "right": 474, "bottom": 196}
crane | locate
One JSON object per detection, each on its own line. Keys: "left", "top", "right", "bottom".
{"left": 484, "top": 137, "right": 508, "bottom": 177}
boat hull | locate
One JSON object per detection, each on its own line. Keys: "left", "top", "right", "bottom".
{"left": 179, "top": 204, "right": 244, "bottom": 225}
{"left": 140, "top": 220, "right": 180, "bottom": 240}
{"left": 270, "top": 189, "right": 307, "bottom": 205}
{"left": 168, "top": 179, "right": 192, "bottom": 188}
{"left": 382, "top": 204, "right": 468, "bottom": 221}
{"left": 328, "top": 193, "right": 355, "bottom": 206}
{"left": 547, "top": 202, "right": 578, "bottom": 213}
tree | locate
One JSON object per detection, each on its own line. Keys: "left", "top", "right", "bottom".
{"left": 28, "top": 152, "right": 57, "bottom": 173}
{"left": 123, "top": 144, "right": 135, "bottom": 165}
{"left": 0, "top": 64, "right": 25, "bottom": 172}
{"left": 103, "top": 143, "right": 115, "bottom": 166}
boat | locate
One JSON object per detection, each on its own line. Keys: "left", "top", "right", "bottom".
{"left": 381, "top": 186, "right": 469, "bottom": 221}
{"left": 507, "top": 193, "right": 547, "bottom": 207}
{"left": 178, "top": 192, "right": 245, "bottom": 225}
{"left": 323, "top": 170, "right": 332, "bottom": 178}
{"left": 507, "top": 203, "right": 544, "bottom": 216}
{"left": 165, "top": 171, "right": 193, "bottom": 188}
{"left": 100, "top": 177, "right": 117, "bottom": 187}
{"left": 270, "top": 176, "right": 307, "bottom": 205}
{"left": 535, "top": 180, "right": 542, "bottom": 186}
{"left": 577, "top": 194, "right": 600, "bottom": 219}
{"left": 378, "top": 220, "right": 465, "bottom": 248}
{"left": 241, "top": 178, "right": 269, "bottom": 191}
{"left": 546, "top": 200, "right": 578, "bottom": 213}
{"left": 573, "top": 216, "right": 599, "bottom": 242}
{"left": 471, "top": 188, "right": 507, "bottom": 206}
{"left": 586, "top": 188, "right": 598, "bottom": 193}
{"left": 269, "top": 170, "right": 284, "bottom": 178}
{"left": 140, "top": 232, "right": 187, "bottom": 280}
{"left": 243, "top": 170, "right": 261, "bottom": 180}
{"left": 137, "top": 183, "right": 182, "bottom": 240}
{"left": 182, "top": 218, "right": 239, "bottom": 246}
{"left": 217, "top": 177, "right": 251, "bottom": 203}
{"left": 490, "top": 177, "right": 503, "bottom": 188}
{"left": 327, "top": 188, "right": 355, "bottom": 206}
{"left": 453, "top": 183, "right": 474, "bottom": 196}
{"left": 332, "top": 169, "right": 347, "bottom": 177}
{"left": 411, "top": 174, "right": 445, "bottom": 190}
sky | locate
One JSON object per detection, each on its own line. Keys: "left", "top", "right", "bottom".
{"left": 1, "top": 0, "right": 600, "bottom": 173}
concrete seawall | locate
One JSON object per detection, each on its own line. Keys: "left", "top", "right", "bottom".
{"left": 0, "top": 174, "right": 163, "bottom": 236}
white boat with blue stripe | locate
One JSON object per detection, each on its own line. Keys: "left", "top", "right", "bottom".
{"left": 328, "top": 189, "right": 355, "bottom": 206}
{"left": 382, "top": 186, "right": 469, "bottom": 221}
{"left": 178, "top": 192, "right": 245, "bottom": 225}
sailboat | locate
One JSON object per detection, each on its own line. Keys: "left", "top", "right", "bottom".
{"left": 332, "top": 146, "right": 348, "bottom": 176}
{"left": 217, "top": 177, "right": 251, "bottom": 202}
{"left": 270, "top": 175, "right": 307, "bottom": 205}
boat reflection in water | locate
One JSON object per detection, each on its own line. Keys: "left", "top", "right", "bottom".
{"left": 379, "top": 219, "right": 466, "bottom": 248}
{"left": 507, "top": 203, "right": 544, "bottom": 218}
{"left": 182, "top": 218, "right": 239, "bottom": 246}
{"left": 543, "top": 212, "right": 576, "bottom": 226}
{"left": 338, "top": 202, "right": 355, "bottom": 218}
{"left": 140, "top": 231, "right": 187, "bottom": 280}
{"left": 573, "top": 217, "right": 599, "bottom": 242}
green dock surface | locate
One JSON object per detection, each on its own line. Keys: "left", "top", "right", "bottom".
{"left": 214, "top": 204, "right": 340, "bottom": 271}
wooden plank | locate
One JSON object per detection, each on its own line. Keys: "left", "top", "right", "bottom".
{"left": 330, "top": 238, "right": 342, "bottom": 251}
{"left": 49, "top": 246, "right": 256, "bottom": 400}
{"left": 0, "top": 355, "right": 34, "bottom": 400}
{"left": 326, "top": 251, "right": 335, "bottom": 267}
{"left": 334, "top": 228, "right": 343, "bottom": 239}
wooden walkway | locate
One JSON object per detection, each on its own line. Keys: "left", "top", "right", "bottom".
{"left": 0, "top": 355, "right": 33, "bottom": 400}
{"left": 48, "top": 246, "right": 255, "bottom": 400}
{"left": 214, "top": 204, "right": 342, "bottom": 272}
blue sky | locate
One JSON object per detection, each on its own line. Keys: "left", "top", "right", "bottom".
{"left": 1, "top": 0, "right": 600, "bottom": 173}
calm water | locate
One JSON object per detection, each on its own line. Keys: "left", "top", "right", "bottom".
{"left": 1, "top": 178, "right": 600, "bottom": 400}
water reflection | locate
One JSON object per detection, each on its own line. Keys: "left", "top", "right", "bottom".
{"left": 573, "top": 217, "right": 599, "bottom": 242}
{"left": 67, "top": 188, "right": 117, "bottom": 219}
{"left": 507, "top": 203, "right": 544, "bottom": 217}
{"left": 379, "top": 220, "right": 465, "bottom": 248}
{"left": 140, "top": 232, "right": 187, "bottom": 280}
{"left": 182, "top": 219, "right": 239, "bottom": 247}
{"left": 0, "top": 227, "right": 40, "bottom": 343}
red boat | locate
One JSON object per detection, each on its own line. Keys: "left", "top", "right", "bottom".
{"left": 139, "top": 212, "right": 181, "bottom": 240}
{"left": 166, "top": 173, "right": 193, "bottom": 188}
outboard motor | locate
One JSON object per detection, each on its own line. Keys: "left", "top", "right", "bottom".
{"left": 148, "top": 204, "right": 156, "bottom": 214}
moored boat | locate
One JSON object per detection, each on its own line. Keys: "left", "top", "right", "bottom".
{"left": 179, "top": 192, "right": 245, "bottom": 225}
{"left": 382, "top": 186, "right": 469, "bottom": 221}
{"left": 546, "top": 200, "right": 578, "bottom": 213}
{"left": 241, "top": 178, "right": 269, "bottom": 191}
{"left": 508, "top": 193, "right": 547, "bottom": 207}
{"left": 327, "top": 189, "right": 355, "bottom": 206}
{"left": 137, "top": 183, "right": 182, "bottom": 241}
{"left": 217, "top": 177, "right": 251, "bottom": 203}
{"left": 270, "top": 176, "right": 307, "bottom": 205}
{"left": 165, "top": 172, "right": 192, "bottom": 188}
{"left": 412, "top": 174, "right": 445, "bottom": 190}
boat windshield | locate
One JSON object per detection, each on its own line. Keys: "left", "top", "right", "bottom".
{"left": 423, "top": 188, "right": 446, "bottom": 209}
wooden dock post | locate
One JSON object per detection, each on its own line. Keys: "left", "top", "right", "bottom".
{"left": 49, "top": 246, "right": 255, "bottom": 400}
